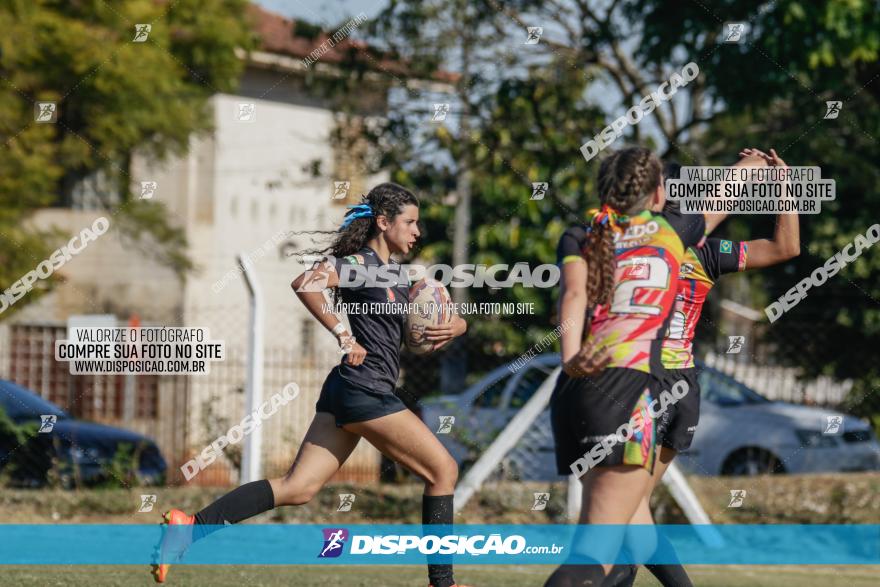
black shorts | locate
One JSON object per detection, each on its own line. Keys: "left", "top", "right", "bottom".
{"left": 655, "top": 367, "right": 701, "bottom": 451}
{"left": 315, "top": 367, "right": 407, "bottom": 428}
{"left": 550, "top": 367, "right": 660, "bottom": 476}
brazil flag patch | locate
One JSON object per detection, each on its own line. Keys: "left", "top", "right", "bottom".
{"left": 719, "top": 240, "right": 733, "bottom": 254}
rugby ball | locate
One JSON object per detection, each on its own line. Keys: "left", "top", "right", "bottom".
{"left": 405, "top": 278, "right": 453, "bottom": 355}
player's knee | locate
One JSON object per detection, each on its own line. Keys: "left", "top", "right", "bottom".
{"left": 427, "top": 456, "right": 458, "bottom": 490}
{"left": 444, "top": 457, "right": 459, "bottom": 486}
{"left": 283, "top": 487, "right": 318, "bottom": 506}
{"left": 277, "top": 480, "right": 321, "bottom": 506}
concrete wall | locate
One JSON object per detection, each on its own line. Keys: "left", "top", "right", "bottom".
{"left": 3, "top": 62, "right": 391, "bottom": 483}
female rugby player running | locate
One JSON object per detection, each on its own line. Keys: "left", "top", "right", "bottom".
{"left": 619, "top": 147, "right": 799, "bottom": 587}
{"left": 152, "top": 183, "right": 471, "bottom": 587}
{"left": 544, "top": 147, "right": 765, "bottom": 587}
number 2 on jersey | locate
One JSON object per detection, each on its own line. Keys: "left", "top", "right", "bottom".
{"left": 609, "top": 257, "right": 671, "bottom": 316}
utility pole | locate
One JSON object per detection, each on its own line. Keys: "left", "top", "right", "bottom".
{"left": 442, "top": 0, "right": 473, "bottom": 393}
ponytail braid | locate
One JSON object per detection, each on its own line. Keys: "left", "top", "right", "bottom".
{"left": 584, "top": 147, "right": 662, "bottom": 308}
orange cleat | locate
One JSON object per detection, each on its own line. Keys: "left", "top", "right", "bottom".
{"left": 151, "top": 509, "right": 195, "bottom": 583}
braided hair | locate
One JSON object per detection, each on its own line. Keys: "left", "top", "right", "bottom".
{"left": 584, "top": 147, "right": 662, "bottom": 308}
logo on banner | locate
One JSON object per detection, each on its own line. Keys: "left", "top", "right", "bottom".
{"left": 319, "top": 528, "right": 349, "bottom": 558}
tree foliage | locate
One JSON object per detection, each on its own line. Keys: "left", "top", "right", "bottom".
{"left": 632, "top": 0, "right": 880, "bottom": 416}
{"left": 366, "top": 0, "right": 880, "bottom": 415}
{"left": 0, "top": 0, "right": 255, "bottom": 315}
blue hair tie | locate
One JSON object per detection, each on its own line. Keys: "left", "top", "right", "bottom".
{"left": 340, "top": 203, "right": 373, "bottom": 229}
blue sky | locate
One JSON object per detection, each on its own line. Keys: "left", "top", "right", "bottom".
{"left": 253, "top": 0, "right": 672, "bottom": 150}
{"left": 256, "top": 0, "right": 382, "bottom": 26}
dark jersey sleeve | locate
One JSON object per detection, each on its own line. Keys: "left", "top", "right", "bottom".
{"left": 327, "top": 253, "right": 366, "bottom": 289}
{"left": 693, "top": 237, "right": 748, "bottom": 281}
{"left": 557, "top": 225, "right": 588, "bottom": 265}
{"left": 661, "top": 202, "right": 706, "bottom": 249}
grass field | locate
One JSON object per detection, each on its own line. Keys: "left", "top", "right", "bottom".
{"left": 3, "top": 564, "right": 879, "bottom": 586}
{"left": 3, "top": 473, "right": 880, "bottom": 525}
{"left": 2, "top": 476, "right": 878, "bottom": 585}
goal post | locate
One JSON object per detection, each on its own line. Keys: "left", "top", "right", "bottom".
{"left": 453, "top": 366, "right": 562, "bottom": 509}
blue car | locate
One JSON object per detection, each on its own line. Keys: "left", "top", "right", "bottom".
{"left": 0, "top": 379, "right": 167, "bottom": 488}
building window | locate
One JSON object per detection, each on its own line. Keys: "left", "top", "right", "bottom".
{"left": 5, "top": 324, "right": 158, "bottom": 421}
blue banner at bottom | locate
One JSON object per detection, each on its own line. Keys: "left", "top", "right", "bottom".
{"left": 0, "top": 524, "right": 878, "bottom": 565}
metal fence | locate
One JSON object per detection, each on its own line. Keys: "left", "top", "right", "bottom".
{"left": 704, "top": 351, "right": 852, "bottom": 406}
{"left": 0, "top": 309, "right": 858, "bottom": 490}
{"left": 0, "top": 322, "right": 381, "bottom": 487}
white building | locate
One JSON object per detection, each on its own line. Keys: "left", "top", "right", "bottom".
{"left": 0, "top": 5, "right": 453, "bottom": 485}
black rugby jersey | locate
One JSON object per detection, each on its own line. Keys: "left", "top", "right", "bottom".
{"left": 331, "top": 247, "right": 410, "bottom": 392}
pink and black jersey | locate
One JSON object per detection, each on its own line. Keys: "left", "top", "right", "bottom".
{"left": 557, "top": 207, "right": 705, "bottom": 373}
{"left": 661, "top": 237, "right": 749, "bottom": 369}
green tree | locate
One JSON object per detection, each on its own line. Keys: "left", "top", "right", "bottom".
{"left": 632, "top": 0, "right": 880, "bottom": 418}
{"left": 0, "top": 0, "right": 255, "bottom": 317}
{"left": 365, "top": 0, "right": 880, "bottom": 415}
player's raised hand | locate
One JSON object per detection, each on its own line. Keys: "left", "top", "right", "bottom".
{"left": 766, "top": 148, "right": 787, "bottom": 167}
{"left": 736, "top": 147, "right": 769, "bottom": 166}
{"left": 739, "top": 147, "right": 765, "bottom": 158}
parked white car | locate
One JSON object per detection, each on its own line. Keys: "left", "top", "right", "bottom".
{"left": 420, "top": 354, "right": 880, "bottom": 479}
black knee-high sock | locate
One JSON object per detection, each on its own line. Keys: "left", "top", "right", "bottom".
{"left": 543, "top": 562, "right": 606, "bottom": 587}
{"left": 644, "top": 564, "right": 692, "bottom": 587}
{"left": 602, "top": 564, "right": 637, "bottom": 587}
{"left": 422, "top": 494, "right": 455, "bottom": 587}
{"left": 192, "top": 479, "right": 275, "bottom": 541}
{"left": 644, "top": 531, "right": 693, "bottom": 587}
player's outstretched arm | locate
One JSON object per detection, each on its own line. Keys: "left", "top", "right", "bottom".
{"left": 703, "top": 148, "right": 769, "bottom": 233}
{"left": 741, "top": 148, "right": 801, "bottom": 268}
{"left": 291, "top": 260, "right": 366, "bottom": 365}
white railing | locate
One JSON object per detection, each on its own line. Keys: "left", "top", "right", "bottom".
{"left": 704, "top": 351, "right": 852, "bottom": 406}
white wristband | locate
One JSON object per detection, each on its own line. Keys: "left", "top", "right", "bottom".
{"left": 332, "top": 322, "right": 347, "bottom": 337}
